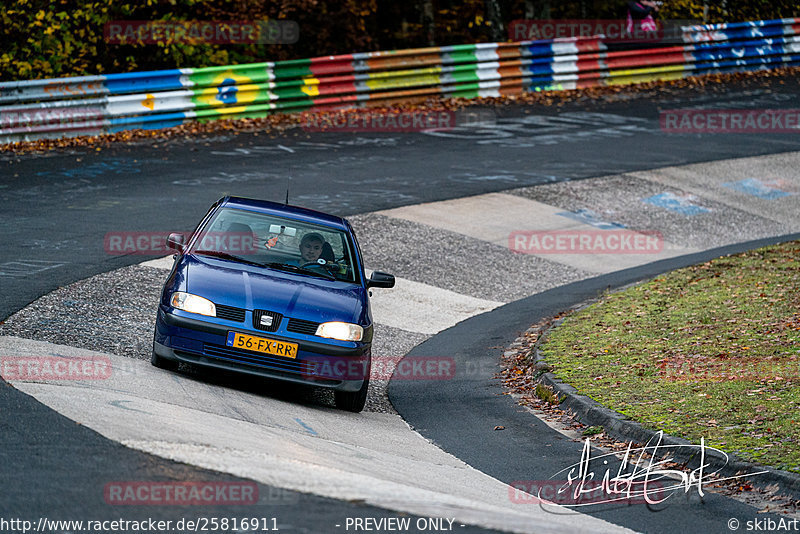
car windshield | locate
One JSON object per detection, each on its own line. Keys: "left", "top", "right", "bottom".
{"left": 189, "top": 207, "right": 358, "bottom": 283}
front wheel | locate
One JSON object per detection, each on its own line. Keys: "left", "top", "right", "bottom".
{"left": 334, "top": 376, "right": 369, "bottom": 413}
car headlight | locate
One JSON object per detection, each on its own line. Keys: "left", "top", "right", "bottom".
{"left": 171, "top": 292, "right": 216, "bottom": 317}
{"left": 315, "top": 322, "right": 363, "bottom": 341}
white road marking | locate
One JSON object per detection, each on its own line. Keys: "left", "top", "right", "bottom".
{"left": 139, "top": 255, "right": 174, "bottom": 270}
{"left": 0, "top": 260, "right": 64, "bottom": 278}
{"left": 368, "top": 273, "right": 503, "bottom": 334}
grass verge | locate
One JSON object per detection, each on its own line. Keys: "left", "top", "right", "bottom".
{"left": 539, "top": 240, "right": 800, "bottom": 472}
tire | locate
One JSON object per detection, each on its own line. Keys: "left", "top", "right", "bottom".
{"left": 334, "top": 376, "right": 369, "bottom": 413}
{"left": 151, "top": 347, "right": 178, "bottom": 371}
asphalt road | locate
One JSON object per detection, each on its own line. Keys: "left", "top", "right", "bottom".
{"left": 2, "top": 74, "right": 800, "bottom": 532}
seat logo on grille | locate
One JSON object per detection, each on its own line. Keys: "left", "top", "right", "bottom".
{"left": 260, "top": 315, "right": 274, "bottom": 327}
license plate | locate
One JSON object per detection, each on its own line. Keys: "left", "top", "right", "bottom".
{"left": 226, "top": 332, "right": 298, "bottom": 359}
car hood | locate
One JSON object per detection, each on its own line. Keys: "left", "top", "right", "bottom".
{"left": 181, "top": 255, "right": 365, "bottom": 324}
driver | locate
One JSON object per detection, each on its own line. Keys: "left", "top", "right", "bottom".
{"left": 299, "top": 232, "right": 326, "bottom": 264}
{"left": 295, "top": 232, "right": 348, "bottom": 275}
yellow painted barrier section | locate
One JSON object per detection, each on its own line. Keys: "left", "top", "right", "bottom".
{"left": 365, "top": 70, "right": 442, "bottom": 91}
{"left": 301, "top": 78, "right": 320, "bottom": 97}
{"left": 606, "top": 64, "right": 687, "bottom": 85}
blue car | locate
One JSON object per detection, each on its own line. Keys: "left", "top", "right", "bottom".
{"left": 152, "top": 196, "right": 395, "bottom": 412}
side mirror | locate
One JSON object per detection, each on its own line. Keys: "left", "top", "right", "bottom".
{"left": 367, "top": 271, "right": 395, "bottom": 289}
{"left": 166, "top": 232, "right": 186, "bottom": 253}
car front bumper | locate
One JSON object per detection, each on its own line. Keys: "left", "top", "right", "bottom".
{"left": 154, "top": 308, "right": 370, "bottom": 392}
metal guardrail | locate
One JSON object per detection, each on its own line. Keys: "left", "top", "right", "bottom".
{"left": 1, "top": 18, "right": 799, "bottom": 143}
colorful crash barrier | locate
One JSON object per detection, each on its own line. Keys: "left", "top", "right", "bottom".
{"left": 1, "top": 17, "right": 799, "bottom": 143}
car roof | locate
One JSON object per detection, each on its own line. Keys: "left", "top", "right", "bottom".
{"left": 220, "top": 196, "right": 349, "bottom": 231}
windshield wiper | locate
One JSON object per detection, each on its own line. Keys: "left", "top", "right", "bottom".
{"left": 193, "top": 250, "right": 265, "bottom": 268}
{"left": 263, "top": 262, "right": 336, "bottom": 281}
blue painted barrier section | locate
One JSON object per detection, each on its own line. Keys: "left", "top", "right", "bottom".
{"left": 105, "top": 70, "right": 186, "bottom": 95}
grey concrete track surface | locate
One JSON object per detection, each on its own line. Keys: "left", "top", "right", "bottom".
{"left": 2, "top": 80, "right": 800, "bottom": 533}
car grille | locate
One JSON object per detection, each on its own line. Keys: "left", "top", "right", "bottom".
{"left": 211, "top": 302, "right": 318, "bottom": 336}
{"left": 214, "top": 303, "right": 246, "bottom": 322}
{"left": 204, "top": 343, "right": 305, "bottom": 375}
{"left": 286, "top": 318, "right": 319, "bottom": 335}
{"left": 253, "top": 309, "right": 282, "bottom": 332}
